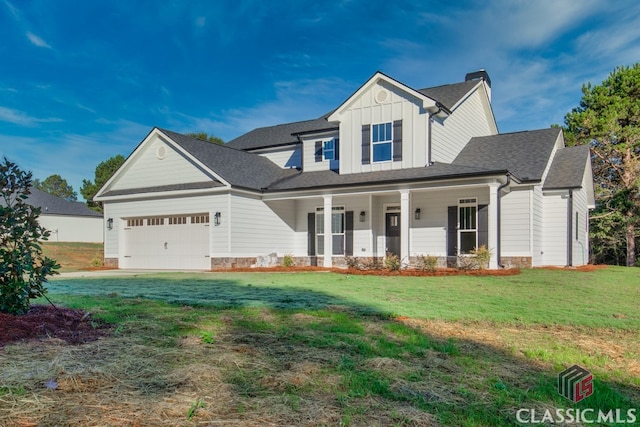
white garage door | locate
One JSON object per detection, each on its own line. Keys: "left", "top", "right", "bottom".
{"left": 122, "top": 214, "right": 210, "bottom": 270}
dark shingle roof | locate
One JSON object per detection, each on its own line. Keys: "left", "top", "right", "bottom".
{"left": 25, "top": 188, "right": 102, "bottom": 217}
{"left": 226, "top": 78, "right": 480, "bottom": 152}
{"left": 543, "top": 145, "right": 590, "bottom": 190}
{"left": 266, "top": 163, "right": 507, "bottom": 191}
{"left": 453, "top": 128, "right": 561, "bottom": 182}
{"left": 225, "top": 116, "right": 338, "bottom": 151}
{"left": 158, "top": 129, "right": 298, "bottom": 191}
{"left": 418, "top": 80, "right": 480, "bottom": 111}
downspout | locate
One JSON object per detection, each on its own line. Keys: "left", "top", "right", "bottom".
{"left": 496, "top": 174, "right": 511, "bottom": 268}
{"left": 427, "top": 113, "right": 434, "bottom": 166}
{"left": 567, "top": 190, "right": 573, "bottom": 267}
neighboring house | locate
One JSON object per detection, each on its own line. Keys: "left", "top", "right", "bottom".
{"left": 27, "top": 188, "right": 103, "bottom": 242}
{"left": 94, "top": 70, "right": 594, "bottom": 270}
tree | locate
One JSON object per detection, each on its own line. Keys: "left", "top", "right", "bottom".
{"left": 80, "top": 155, "right": 125, "bottom": 212}
{"left": 0, "top": 158, "right": 59, "bottom": 314}
{"left": 187, "top": 132, "right": 224, "bottom": 145}
{"left": 33, "top": 174, "right": 77, "bottom": 201}
{"left": 564, "top": 64, "right": 640, "bottom": 266}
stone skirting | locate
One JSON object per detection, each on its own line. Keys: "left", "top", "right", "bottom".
{"left": 499, "top": 256, "right": 532, "bottom": 268}
{"left": 210, "top": 256, "right": 318, "bottom": 270}
{"left": 104, "top": 258, "right": 119, "bottom": 269}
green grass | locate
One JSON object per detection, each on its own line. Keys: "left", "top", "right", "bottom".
{"left": 5, "top": 266, "right": 637, "bottom": 426}
{"left": 48, "top": 267, "right": 640, "bottom": 329}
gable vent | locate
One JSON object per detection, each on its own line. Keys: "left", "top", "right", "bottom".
{"left": 375, "top": 89, "right": 389, "bottom": 104}
{"left": 156, "top": 145, "right": 167, "bottom": 160}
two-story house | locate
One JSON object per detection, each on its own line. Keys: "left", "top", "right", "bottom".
{"left": 94, "top": 70, "right": 594, "bottom": 270}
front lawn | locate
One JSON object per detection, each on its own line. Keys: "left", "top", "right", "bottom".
{"left": 0, "top": 267, "right": 638, "bottom": 426}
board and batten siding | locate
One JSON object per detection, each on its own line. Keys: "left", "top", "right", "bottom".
{"left": 338, "top": 81, "right": 428, "bottom": 174}
{"left": 541, "top": 191, "right": 568, "bottom": 266}
{"left": 301, "top": 132, "right": 339, "bottom": 172}
{"left": 500, "top": 187, "right": 531, "bottom": 256}
{"left": 431, "top": 88, "right": 496, "bottom": 164}
{"left": 257, "top": 146, "right": 302, "bottom": 169}
{"left": 228, "top": 195, "right": 296, "bottom": 257}
{"left": 102, "top": 194, "right": 228, "bottom": 260}
{"left": 109, "top": 135, "right": 213, "bottom": 191}
{"left": 39, "top": 215, "right": 103, "bottom": 243}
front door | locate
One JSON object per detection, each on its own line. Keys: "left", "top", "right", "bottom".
{"left": 385, "top": 212, "right": 401, "bottom": 257}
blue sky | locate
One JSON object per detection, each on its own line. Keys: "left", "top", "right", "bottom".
{"left": 1, "top": 1, "right": 639, "bottom": 199}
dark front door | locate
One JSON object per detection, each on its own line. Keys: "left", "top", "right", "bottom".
{"left": 385, "top": 212, "right": 401, "bottom": 257}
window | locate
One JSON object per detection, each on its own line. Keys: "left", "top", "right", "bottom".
{"left": 316, "top": 206, "right": 345, "bottom": 255}
{"left": 323, "top": 139, "right": 335, "bottom": 161}
{"left": 372, "top": 122, "right": 392, "bottom": 162}
{"left": 127, "top": 218, "right": 144, "bottom": 227}
{"left": 147, "top": 217, "right": 164, "bottom": 226}
{"left": 458, "top": 198, "right": 477, "bottom": 254}
{"left": 575, "top": 212, "right": 579, "bottom": 240}
{"left": 191, "top": 214, "right": 210, "bottom": 224}
{"left": 169, "top": 216, "right": 187, "bottom": 225}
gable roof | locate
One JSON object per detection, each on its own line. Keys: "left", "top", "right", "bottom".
{"left": 25, "top": 188, "right": 102, "bottom": 217}
{"left": 453, "top": 128, "right": 561, "bottom": 182}
{"left": 158, "top": 129, "right": 298, "bottom": 191}
{"left": 543, "top": 145, "right": 591, "bottom": 190}
{"left": 226, "top": 73, "right": 483, "bottom": 152}
{"left": 225, "top": 116, "right": 338, "bottom": 151}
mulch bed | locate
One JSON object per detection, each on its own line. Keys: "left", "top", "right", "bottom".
{"left": 212, "top": 266, "right": 522, "bottom": 276}
{"left": 0, "top": 305, "right": 110, "bottom": 348}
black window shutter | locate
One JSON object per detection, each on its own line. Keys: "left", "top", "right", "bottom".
{"left": 361, "top": 125, "right": 371, "bottom": 165}
{"left": 315, "top": 141, "right": 322, "bottom": 162}
{"left": 392, "top": 120, "right": 402, "bottom": 161}
{"left": 477, "top": 204, "right": 488, "bottom": 249}
{"left": 307, "top": 213, "right": 316, "bottom": 256}
{"left": 334, "top": 138, "right": 340, "bottom": 161}
{"left": 447, "top": 206, "right": 457, "bottom": 256}
{"left": 345, "top": 211, "right": 354, "bottom": 256}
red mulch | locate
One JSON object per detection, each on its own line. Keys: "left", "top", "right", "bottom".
{"left": 0, "top": 305, "right": 110, "bottom": 348}
{"left": 211, "top": 266, "right": 522, "bottom": 276}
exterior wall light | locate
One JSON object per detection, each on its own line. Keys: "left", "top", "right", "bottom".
{"left": 414, "top": 208, "right": 421, "bottom": 220}
{"left": 359, "top": 211, "right": 366, "bottom": 222}
{"left": 214, "top": 211, "right": 221, "bottom": 226}
{"left": 107, "top": 218, "right": 113, "bottom": 230}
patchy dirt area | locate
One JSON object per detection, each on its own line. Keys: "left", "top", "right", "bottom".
{"left": 0, "top": 304, "right": 110, "bottom": 347}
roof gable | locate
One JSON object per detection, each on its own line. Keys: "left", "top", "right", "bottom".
{"left": 453, "top": 128, "right": 562, "bottom": 182}
{"left": 418, "top": 80, "right": 481, "bottom": 112}
{"left": 543, "top": 145, "right": 591, "bottom": 190}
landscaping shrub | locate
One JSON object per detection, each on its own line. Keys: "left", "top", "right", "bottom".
{"left": 416, "top": 254, "right": 438, "bottom": 272}
{"left": 384, "top": 253, "right": 401, "bottom": 271}
{"left": 282, "top": 254, "right": 294, "bottom": 267}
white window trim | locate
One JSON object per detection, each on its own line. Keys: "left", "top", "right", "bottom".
{"left": 458, "top": 198, "right": 478, "bottom": 255}
{"left": 372, "top": 122, "right": 393, "bottom": 163}
{"left": 323, "top": 138, "right": 336, "bottom": 161}
{"left": 316, "top": 206, "right": 345, "bottom": 256}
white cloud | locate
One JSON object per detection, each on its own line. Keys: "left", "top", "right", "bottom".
{"left": 0, "top": 106, "right": 61, "bottom": 126}
{"left": 26, "top": 31, "right": 51, "bottom": 49}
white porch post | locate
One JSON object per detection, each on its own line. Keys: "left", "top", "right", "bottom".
{"left": 400, "top": 190, "right": 410, "bottom": 265}
{"left": 488, "top": 183, "right": 499, "bottom": 269}
{"left": 323, "top": 195, "right": 333, "bottom": 267}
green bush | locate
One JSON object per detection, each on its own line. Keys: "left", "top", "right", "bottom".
{"left": 0, "top": 158, "right": 59, "bottom": 314}
{"left": 282, "top": 254, "right": 294, "bottom": 267}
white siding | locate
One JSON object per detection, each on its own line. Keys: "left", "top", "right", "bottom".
{"left": 500, "top": 187, "right": 531, "bottom": 256}
{"left": 229, "top": 195, "right": 296, "bottom": 257}
{"left": 108, "top": 134, "right": 213, "bottom": 191}
{"left": 102, "top": 194, "right": 228, "bottom": 260}
{"left": 338, "top": 81, "right": 429, "bottom": 174}
{"left": 301, "top": 132, "right": 339, "bottom": 172}
{"left": 572, "top": 186, "right": 589, "bottom": 266}
{"left": 40, "top": 215, "right": 103, "bottom": 243}
{"left": 431, "top": 89, "right": 496, "bottom": 163}
{"left": 257, "top": 146, "right": 301, "bottom": 169}
{"left": 532, "top": 185, "right": 544, "bottom": 266}
{"left": 542, "top": 192, "right": 568, "bottom": 266}
{"left": 410, "top": 188, "right": 490, "bottom": 257}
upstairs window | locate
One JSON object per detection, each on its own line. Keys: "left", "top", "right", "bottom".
{"left": 323, "top": 139, "right": 335, "bottom": 161}
{"left": 372, "top": 122, "right": 392, "bottom": 162}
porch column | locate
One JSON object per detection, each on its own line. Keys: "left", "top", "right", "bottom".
{"left": 323, "top": 195, "right": 333, "bottom": 267}
{"left": 488, "top": 183, "right": 499, "bottom": 269}
{"left": 400, "top": 190, "right": 410, "bottom": 266}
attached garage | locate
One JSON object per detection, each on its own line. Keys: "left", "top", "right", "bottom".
{"left": 121, "top": 213, "right": 210, "bottom": 270}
